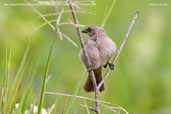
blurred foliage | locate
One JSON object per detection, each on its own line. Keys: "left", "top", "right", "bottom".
{"left": 0, "top": 0, "right": 171, "bottom": 114}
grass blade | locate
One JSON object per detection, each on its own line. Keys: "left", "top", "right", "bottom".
{"left": 101, "top": 0, "right": 117, "bottom": 27}
{"left": 1, "top": 47, "right": 11, "bottom": 114}
{"left": 37, "top": 43, "right": 54, "bottom": 114}
{"left": 7, "top": 43, "right": 30, "bottom": 114}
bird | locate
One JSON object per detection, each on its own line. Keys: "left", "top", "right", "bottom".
{"left": 80, "top": 26, "right": 117, "bottom": 92}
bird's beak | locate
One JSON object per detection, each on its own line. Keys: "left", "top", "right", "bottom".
{"left": 81, "top": 28, "right": 89, "bottom": 33}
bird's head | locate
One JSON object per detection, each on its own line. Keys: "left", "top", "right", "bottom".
{"left": 82, "top": 26, "right": 105, "bottom": 37}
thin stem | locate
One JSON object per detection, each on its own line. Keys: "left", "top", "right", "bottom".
{"left": 80, "top": 104, "right": 96, "bottom": 112}
{"left": 101, "top": 0, "right": 117, "bottom": 27}
{"left": 24, "top": 0, "right": 56, "bottom": 30}
{"left": 97, "top": 11, "right": 140, "bottom": 90}
{"left": 42, "top": 10, "right": 95, "bottom": 17}
{"left": 67, "top": 0, "right": 100, "bottom": 113}
{"left": 45, "top": 91, "right": 111, "bottom": 105}
{"left": 45, "top": 91, "right": 129, "bottom": 114}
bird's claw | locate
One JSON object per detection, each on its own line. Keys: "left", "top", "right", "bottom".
{"left": 103, "top": 64, "right": 108, "bottom": 68}
{"left": 108, "top": 63, "right": 115, "bottom": 70}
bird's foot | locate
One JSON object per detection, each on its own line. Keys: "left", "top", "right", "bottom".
{"left": 108, "top": 63, "right": 115, "bottom": 70}
{"left": 103, "top": 64, "right": 108, "bottom": 68}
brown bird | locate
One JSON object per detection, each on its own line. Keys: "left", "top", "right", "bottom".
{"left": 80, "top": 26, "right": 116, "bottom": 92}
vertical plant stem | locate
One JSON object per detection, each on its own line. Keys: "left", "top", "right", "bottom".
{"left": 37, "top": 43, "right": 54, "bottom": 114}
{"left": 7, "top": 43, "right": 30, "bottom": 114}
{"left": 67, "top": 0, "right": 100, "bottom": 113}
{"left": 1, "top": 46, "right": 10, "bottom": 114}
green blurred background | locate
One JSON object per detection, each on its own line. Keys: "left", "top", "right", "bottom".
{"left": 0, "top": 0, "right": 171, "bottom": 114}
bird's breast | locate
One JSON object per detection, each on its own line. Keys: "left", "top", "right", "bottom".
{"left": 97, "top": 37, "right": 116, "bottom": 65}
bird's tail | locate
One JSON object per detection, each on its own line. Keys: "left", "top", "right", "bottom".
{"left": 84, "top": 67, "right": 104, "bottom": 92}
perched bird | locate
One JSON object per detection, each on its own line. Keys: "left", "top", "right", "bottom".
{"left": 80, "top": 26, "right": 116, "bottom": 92}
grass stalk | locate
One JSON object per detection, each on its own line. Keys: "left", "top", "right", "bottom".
{"left": 37, "top": 43, "right": 54, "bottom": 114}
{"left": 1, "top": 46, "right": 11, "bottom": 114}
{"left": 7, "top": 43, "right": 30, "bottom": 114}
{"left": 101, "top": 0, "right": 117, "bottom": 27}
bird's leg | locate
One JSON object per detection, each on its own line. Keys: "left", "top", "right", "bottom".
{"left": 87, "top": 67, "right": 93, "bottom": 72}
{"left": 108, "top": 62, "right": 115, "bottom": 70}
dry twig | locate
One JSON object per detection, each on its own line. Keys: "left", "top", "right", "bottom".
{"left": 97, "top": 11, "right": 140, "bottom": 90}
{"left": 24, "top": 0, "right": 79, "bottom": 48}
{"left": 45, "top": 91, "right": 129, "bottom": 114}
{"left": 67, "top": 1, "right": 100, "bottom": 113}
{"left": 80, "top": 104, "right": 96, "bottom": 112}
